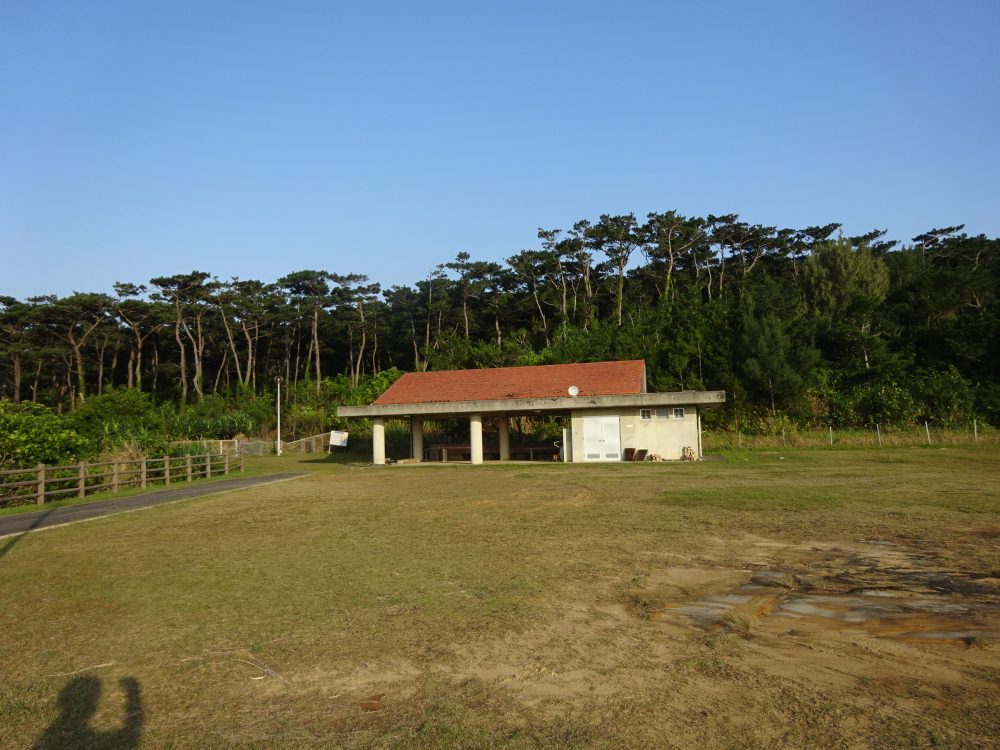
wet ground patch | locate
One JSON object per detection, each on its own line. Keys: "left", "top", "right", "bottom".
{"left": 640, "top": 539, "right": 1000, "bottom": 645}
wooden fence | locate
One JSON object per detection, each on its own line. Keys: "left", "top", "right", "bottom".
{"left": 0, "top": 453, "right": 245, "bottom": 509}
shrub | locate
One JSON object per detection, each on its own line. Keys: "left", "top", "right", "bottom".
{"left": 911, "top": 366, "right": 975, "bottom": 426}
{"left": 69, "top": 387, "right": 168, "bottom": 454}
{"left": 0, "top": 401, "right": 92, "bottom": 468}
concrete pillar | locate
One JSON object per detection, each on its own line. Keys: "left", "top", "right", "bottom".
{"left": 469, "top": 413, "right": 483, "bottom": 465}
{"left": 411, "top": 418, "right": 423, "bottom": 462}
{"left": 498, "top": 416, "right": 510, "bottom": 461}
{"left": 372, "top": 417, "right": 386, "bottom": 465}
{"left": 696, "top": 408, "right": 702, "bottom": 460}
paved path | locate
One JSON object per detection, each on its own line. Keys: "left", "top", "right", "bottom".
{"left": 0, "top": 473, "right": 308, "bottom": 539}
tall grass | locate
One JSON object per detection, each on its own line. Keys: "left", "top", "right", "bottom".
{"left": 704, "top": 424, "right": 996, "bottom": 451}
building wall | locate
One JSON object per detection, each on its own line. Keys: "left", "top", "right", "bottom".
{"left": 570, "top": 406, "right": 701, "bottom": 461}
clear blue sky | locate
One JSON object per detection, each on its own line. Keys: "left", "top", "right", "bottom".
{"left": 2, "top": 1, "right": 998, "bottom": 298}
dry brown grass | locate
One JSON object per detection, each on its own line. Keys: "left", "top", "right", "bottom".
{"left": 1, "top": 446, "right": 998, "bottom": 748}
{"left": 720, "top": 611, "right": 755, "bottom": 638}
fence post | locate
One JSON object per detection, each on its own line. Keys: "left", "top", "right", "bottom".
{"left": 140, "top": 459, "right": 147, "bottom": 489}
{"left": 165, "top": 457, "right": 171, "bottom": 485}
{"left": 974, "top": 419, "right": 978, "bottom": 442}
{"left": 112, "top": 462, "right": 120, "bottom": 493}
{"left": 240, "top": 452, "right": 245, "bottom": 472}
{"left": 186, "top": 455, "right": 193, "bottom": 482}
{"left": 37, "top": 464, "right": 46, "bottom": 505}
{"left": 206, "top": 455, "right": 212, "bottom": 479}
{"left": 781, "top": 427, "right": 786, "bottom": 447}
{"left": 925, "top": 421, "right": 931, "bottom": 445}
{"left": 737, "top": 430, "right": 742, "bottom": 449}
{"left": 78, "top": 460, "right": 86, "bottom": 498}
{"left": 876, "top": 423, "right": 882, "bottom": 448}
{"left": 224, "top": 454, "right": 230, "bottom": 476}
{"left": 829, "top": 426, "right": 834, "bottom": 447}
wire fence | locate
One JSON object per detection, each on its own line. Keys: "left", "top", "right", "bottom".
{"left": 704, "top": 421, "right": 995, "bottom": 451}
{"left": 234, "top": 433, "right": 332, "bottom": 456}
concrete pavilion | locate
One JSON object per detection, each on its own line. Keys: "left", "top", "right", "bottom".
{"left": 337, "top": 360, "right": 726, "bottom": 464}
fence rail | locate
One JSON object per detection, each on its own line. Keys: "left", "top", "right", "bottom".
{"left": 0, "top": 453, "right": 245, "bottom": 509}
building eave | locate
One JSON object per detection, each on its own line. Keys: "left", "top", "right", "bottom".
{"left": 337, "top": 390, "right": 726, "bottom": 418}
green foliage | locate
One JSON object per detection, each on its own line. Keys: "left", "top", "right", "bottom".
{"left": 738, "top": 312, "right": 817, "bottom": 413}
{"left": 289, "top": 369, "right": 404, "bottom": 432}
{"left": 0, "top": 401, "right": 91, "bottom": 468}
{"left": 743, "top": 409, "right": 798, "bottom": 437}
{"left": 70, "top": 387, "right": 168, "bottom": 454}
{"left": 163, "top": 395, "right": 271, "bottom": 440}
{"left": 803, "top": 238, "right": 890, "bottom": 374}
{"left": 167, "top": 442, "right": 211, "bottom": 458}
{"left": 911, "top": 367, "right": 975, "bottom": 426}
{"left": 1, "top": 214, "right": 997, "bottom": 435}
{"left": 852, "top": 377, "right": 919, "bottom": 426}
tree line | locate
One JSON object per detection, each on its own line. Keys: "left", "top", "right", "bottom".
{"left": 2, "top": 211, "right": 998, "bottom": 434}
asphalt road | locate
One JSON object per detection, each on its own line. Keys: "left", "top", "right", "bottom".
{"left": 0, "top": 473, "right": 307, "bottom": 539}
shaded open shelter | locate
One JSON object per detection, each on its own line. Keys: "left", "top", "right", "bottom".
{"left": 336, "top": 360, "right": 725, "bottom": 464}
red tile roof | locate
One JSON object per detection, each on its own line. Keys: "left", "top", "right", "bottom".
{"left": 374, "top": 360, "right": 646, "bottom": 405}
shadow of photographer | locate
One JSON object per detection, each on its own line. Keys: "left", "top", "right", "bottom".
{"left": 33, "top": 675, "right": 143, "bottom": 750}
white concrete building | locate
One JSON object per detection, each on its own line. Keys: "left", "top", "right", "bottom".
{"left": 337, "top": 360, "right": 725, "bottom": 465}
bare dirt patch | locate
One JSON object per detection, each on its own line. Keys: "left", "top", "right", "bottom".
{"left": 650, "top": 538, "right": 1000, "bottom": 646}
{"left": 442, "top": 533, "right": 1000, "bottom": 748}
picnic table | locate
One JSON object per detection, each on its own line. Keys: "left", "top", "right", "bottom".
{"left": 427, "top": 442, "right": 560, "bottom": 462}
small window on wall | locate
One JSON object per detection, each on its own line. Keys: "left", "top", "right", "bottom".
{"left": 639, "top": 409, "right": 652, "bottom": 421}
{"left": 673, "top": 407, "right": 685, "bottom": 419}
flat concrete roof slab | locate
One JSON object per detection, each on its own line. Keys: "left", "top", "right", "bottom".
{"left": 337, "top": 390, "right": 725, "bottom": 418}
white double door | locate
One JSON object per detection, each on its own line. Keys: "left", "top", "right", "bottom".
{"left": 582, "top": 416, "right": 621, "bottom": 461}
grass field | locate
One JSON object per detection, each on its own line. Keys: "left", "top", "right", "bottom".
{"left": 1, "top": 448, "right": 998, "bottom": 749}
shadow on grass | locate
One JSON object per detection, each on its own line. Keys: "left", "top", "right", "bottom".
{"left": 0, "top": 509, "right": 54, "bottom": 560}
{"left": 32, "top": 676, "right": 143, "bottom": 750}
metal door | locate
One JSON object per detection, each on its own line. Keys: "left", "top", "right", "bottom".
{"left": 600, "top": 416, "right": 621, "bottom": 460}
{"left": 583, "top": 416, "right": 604, "bottom": 460}
{"left": 581, "top": 416, "right": 621, "bottom": 461}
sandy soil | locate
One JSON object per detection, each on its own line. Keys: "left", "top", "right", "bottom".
{"left": 339, "top": 533, "right": 1000, "bottom": 749}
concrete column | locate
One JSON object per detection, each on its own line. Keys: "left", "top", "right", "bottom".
{"left": 498, "top": 416, "right": 510, "bottom": 461}
{"left": 411, "top": 418, "right": 423, "bottom": 462}
{"left": 372, "top": 417, "right": 386, "bottom": 465}
{"left": 469, "top": 413, "right": 483, "bottom": 465}
{"left": 696, "top": 408, "right": 702, "bottom": 460}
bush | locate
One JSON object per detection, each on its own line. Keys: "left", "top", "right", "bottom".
{"left": 911, "top": 367, "right": 975, "bottom": 426}
{"left": 168, "top": 442, "right": 212, "bottom": 458}
{"left": 743, "top": 409, "right": 797, "bottom": 436}
{"left": 160, "top": 393, "right": 273, "bottom": 439}
{"left": 851, "top": 378, "right": 919, "bottom": 426}
{"left": 0, "top": 401, "right": 92, "bottom": 468}
{"left": 70, "top": 387, "right": 168, "bottom": 454}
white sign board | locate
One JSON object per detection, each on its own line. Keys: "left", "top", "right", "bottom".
{"left": 329, "top": 430, "right": 349, "bottom": 448}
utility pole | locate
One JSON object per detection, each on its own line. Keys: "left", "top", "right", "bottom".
{"left": 276, "top": 376, "right": 282, "bottom": 456}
